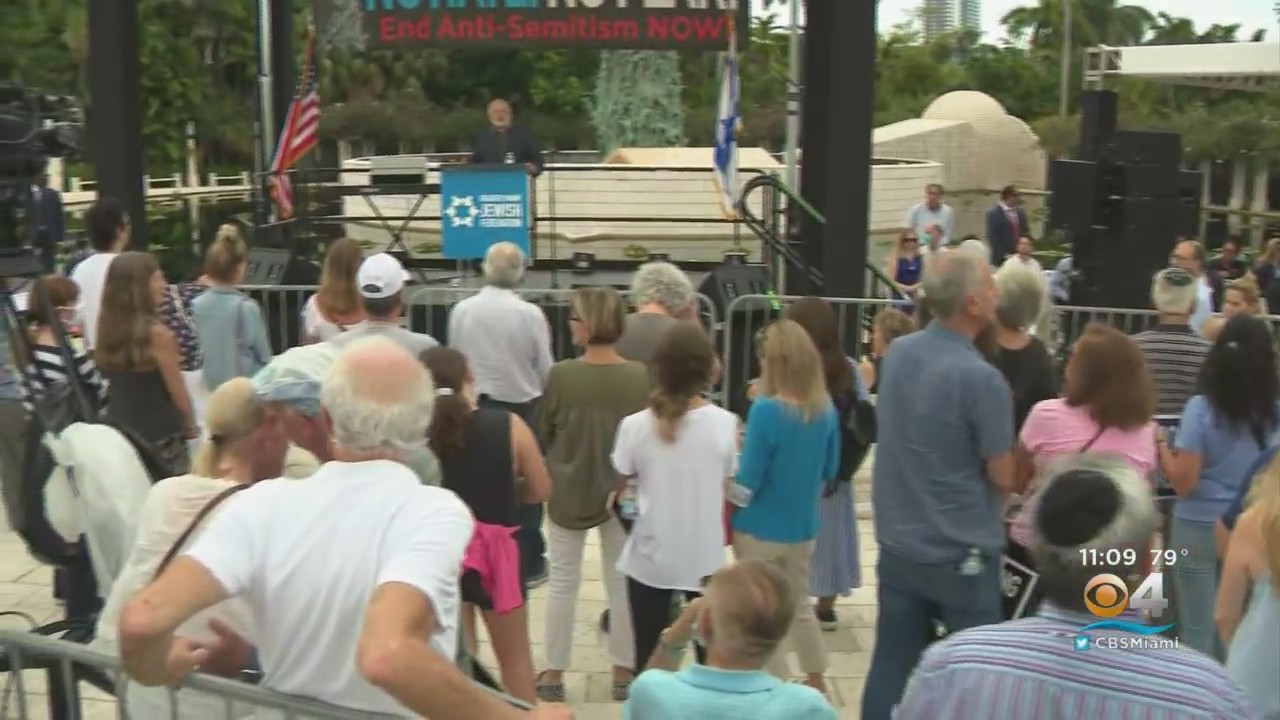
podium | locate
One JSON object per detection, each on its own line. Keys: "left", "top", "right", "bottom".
{"left": 439, "top": 164, "right": 530, "bottom": 260}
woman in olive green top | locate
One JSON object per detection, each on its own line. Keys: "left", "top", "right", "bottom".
{"left": 536, "top": 287, "right": 650, "bottom": 703}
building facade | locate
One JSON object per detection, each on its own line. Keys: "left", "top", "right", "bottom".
{"left": 921, "top": 0, "right": 981, "bottom": 42}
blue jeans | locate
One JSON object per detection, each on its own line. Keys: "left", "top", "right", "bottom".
{"left": 861, "top": 548, "right": 1002, "bottom": 720}
{"left": 478, "top": 396, "right": 547, "bottom": 583}
{"left": 1171, "top": 516, "right": 1222, "bottom": 659}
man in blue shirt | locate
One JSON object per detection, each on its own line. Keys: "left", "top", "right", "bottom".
{"left": 862, "top": 252, "right": 1016, "bottom": 720}
{"left": 623, "top": 560, "right": 836, "bottom": 720}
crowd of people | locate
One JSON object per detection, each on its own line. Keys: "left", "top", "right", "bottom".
{"left": 0, "top": 193, "right": 1277, "bottom": 720}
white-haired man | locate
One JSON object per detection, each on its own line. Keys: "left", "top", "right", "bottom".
{"left": 616, "top": 261, "right": 697, "bottom": 364}
{"left": 897, "top": 454, "right": 1263, "bottom": 719}
{"left": 251, "top": 342, "right": 440, "bottom": 484}
{"left": 1132, "top": 267, "right": 1211, "bottom": 417}
{"left": 448, "top": 241, "right": 554, "bottom": 587}
{"left": 626, "top": 560, "right": 836, "bottom": 719}
{"left": 331, "top": 253, "right": 438, "bottom": 356}
{"left": 862, "top": 252, "right": 1016, "bottom": 720}
{"left": 118, "top": 338, "right": 566, "bottom": 719}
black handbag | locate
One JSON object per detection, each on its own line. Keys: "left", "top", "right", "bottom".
{"left": 835, "top": 387, "right": 877, "bottom": 483}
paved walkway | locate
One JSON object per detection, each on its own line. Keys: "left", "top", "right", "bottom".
{"left": 0, "top": 472, "right": 877, "bottom": 719}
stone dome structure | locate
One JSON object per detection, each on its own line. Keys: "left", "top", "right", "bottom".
{"left": 922, "top": 91, "right": 1010, "bottom": 133}
{"left": 872, "top": 90, "right": 1049, "bottom": 241}
{"left": 885, "top": 90, "right": 1046, "bottom": 194}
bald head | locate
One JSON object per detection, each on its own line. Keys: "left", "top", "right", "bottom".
{"left": 320, "top": 337, "right": 435, "bottom": 455}
{"left": 487, "top": 99, "right": 512, "bottom": 131}
{"left": 482, "top": 241, "right": 525, "bottom": 288}
{"left": 1172, "top": 239, "right": 1205, "bottom": 276}
{"left": 702, "top": 560, "right": 795, "bottom": 665}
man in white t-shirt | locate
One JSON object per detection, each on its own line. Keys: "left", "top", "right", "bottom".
{"left": 69, "top": 199, "right": 130, "bottom": 347}
{"left": 118, "top": 337, "right": 567, "bottom": 719}
{"left": 1000, "top": 236, "right": 1043, "bottom": 275}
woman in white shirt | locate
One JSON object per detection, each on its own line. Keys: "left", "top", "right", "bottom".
{"left": 611, "top": 321, "right": 738, "bottom": 669}
{"left": 94, "top": 377, "right": 316, "bottom": 718}
{"left": 300, "top": 239, "right": 366, "bottom": 344}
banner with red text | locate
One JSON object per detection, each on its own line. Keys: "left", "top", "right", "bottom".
{"left": 351, "top": 0, "right": 747, "bottom": 50}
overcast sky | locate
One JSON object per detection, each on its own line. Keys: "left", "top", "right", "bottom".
{"left": 757, "top": 0, "right": 1275, "bottom": 43}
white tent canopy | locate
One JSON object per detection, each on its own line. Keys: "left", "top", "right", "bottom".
{"left": 1084, "top": 42, "right": 1280, "bottom": 92}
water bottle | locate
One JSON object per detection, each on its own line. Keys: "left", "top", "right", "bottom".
{"left": 618, "top": 485, "right": 638, "bottom": 521}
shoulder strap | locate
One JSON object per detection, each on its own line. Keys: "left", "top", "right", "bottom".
{"left": 1079, "top": 426, "right": 1107, "bottom": 454}
{"left": 153, "top": 484, "right": 248, "bottom": 579}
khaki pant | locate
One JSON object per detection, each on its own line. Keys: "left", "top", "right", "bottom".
{"left": 733, "top": 532, "right": 828, "bottom": 676}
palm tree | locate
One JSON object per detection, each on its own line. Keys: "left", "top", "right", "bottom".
{"left": 1002, "top": 0, "right": 1153, "bottom": 49}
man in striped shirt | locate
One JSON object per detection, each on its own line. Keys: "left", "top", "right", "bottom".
{"left": 896, "top": 453, "right": 1262, "bottom": 720}
{"left": 1132, "top": 268, "right": 1211, "bottom": 417}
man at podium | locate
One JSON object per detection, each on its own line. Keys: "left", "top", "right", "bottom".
{"left": 469, "top": 98, "right": 544, "bottom": 176}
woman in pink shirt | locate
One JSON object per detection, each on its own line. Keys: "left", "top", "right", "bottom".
{"left": 1005, "top": 324, "right": 1157, "bottom": 617}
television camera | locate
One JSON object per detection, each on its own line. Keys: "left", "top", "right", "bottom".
{"left": 0, "top": 83, "right": 84, "bottom": 249}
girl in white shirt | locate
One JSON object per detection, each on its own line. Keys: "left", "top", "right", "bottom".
{"left": 300, "top": 238, "right": 366, "bottom": 344}
{"left": 611, "top": 321, "right": 738, "bottom": 669}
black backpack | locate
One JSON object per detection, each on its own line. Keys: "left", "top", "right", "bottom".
{"left": 833, "top": 386, "right": 876, "bottom": 484}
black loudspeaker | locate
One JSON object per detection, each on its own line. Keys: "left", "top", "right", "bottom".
{"left": 696, "top": 264, "right": 773, "bottom": 417}
{"left": 241, "top": 248, "right": 320, "bottom": 354}
{"left": 242, "top": 247, "right": 320, "bottom": 286}
{"left": 1099, "top": 164, "right": 1179, "bottom": 200}
{"left": 696, "top": 263, "right": 772, "bottom": 317}
{"left": 1077, "top": 90, "right": 1118, "bottom": 160}
{"left": 1098, "top": 131, "right": 1182, "bottom": 167}
{"left": 1176, "top": 170, "right": 1203, "bottom": 238}
{"left": 1115, "top": 198, "right": 1181, "bottom": 236}
{"left": 1047, "top": 160, "right": 1099, "bottom": 231}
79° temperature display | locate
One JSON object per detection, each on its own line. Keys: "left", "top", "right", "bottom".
{"left": 1079, "top": 548, "right": 1189, "bottom": 567}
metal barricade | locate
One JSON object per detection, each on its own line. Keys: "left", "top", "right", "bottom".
{"left": 1048, "top": 305, "right": 1280, "bottom": 357}
{"left": 0, "top": 630, "right": 527, "bottom": 719}
{"left": 719, "top": 294, "right": 900, "bottom": 410}
{"left": 718, "top": 294, "right": 1280, "bottom": 408}
{"left": 240, "top": 282, "right": 719, "bottom": 370}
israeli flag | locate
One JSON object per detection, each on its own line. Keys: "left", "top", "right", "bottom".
{"left": 712, "top": 20, "right": 740, "bottom": 218}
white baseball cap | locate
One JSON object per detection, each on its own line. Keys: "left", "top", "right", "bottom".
{"left": 357, "top": 253, "right": 410, "bottom": 299}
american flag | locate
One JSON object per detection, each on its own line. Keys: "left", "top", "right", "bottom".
{"left": 268, "top": 27, "right": 319, "bottom": 220}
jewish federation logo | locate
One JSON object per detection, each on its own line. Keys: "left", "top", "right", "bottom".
{"left": 445, "top": 195, "right": 478, "bottom": 228}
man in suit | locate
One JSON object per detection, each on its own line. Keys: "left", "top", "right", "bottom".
{"left": 469, "top": 98, "right": 544, "bottom": 176}
{"left": 28, "top": 174, "right": 64, "bottom": 272}
{"left": 984, "top": 185, "right": 1028, "bottom": 268}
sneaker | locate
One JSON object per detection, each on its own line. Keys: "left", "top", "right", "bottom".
{"left": 815, "top": 607, "right": 838, "bottom": 631}
{"left": 525, "top": 569, "right": 549, "bottom": 590}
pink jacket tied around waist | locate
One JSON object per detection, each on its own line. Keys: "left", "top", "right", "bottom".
{"left": 461, "top": 522, "right": 522, "bottom": 614}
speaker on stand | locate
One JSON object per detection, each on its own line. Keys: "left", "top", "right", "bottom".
{"left": 697, "top": 262, "right": 775, "bottom": 417}
{"left": 240, "top": 247, "right": 321, "bottom": 353}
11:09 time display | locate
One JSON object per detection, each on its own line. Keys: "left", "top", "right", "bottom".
{"left": 1079, "top": 548, "right": 1187, "bottom": 567}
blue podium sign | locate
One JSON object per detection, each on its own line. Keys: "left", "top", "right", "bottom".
{"left": 440, "top": 165, "right": 529, "bottom": 260}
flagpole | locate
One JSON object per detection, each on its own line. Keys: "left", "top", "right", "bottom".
{"left": 783, "top": 0, "right": 801, "bottom": 192}
{"left": 730, "top": 13, "right": 740, "bottom": 222}
{"left": 255, "top": 0, "right": 275, "bottom": 225}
